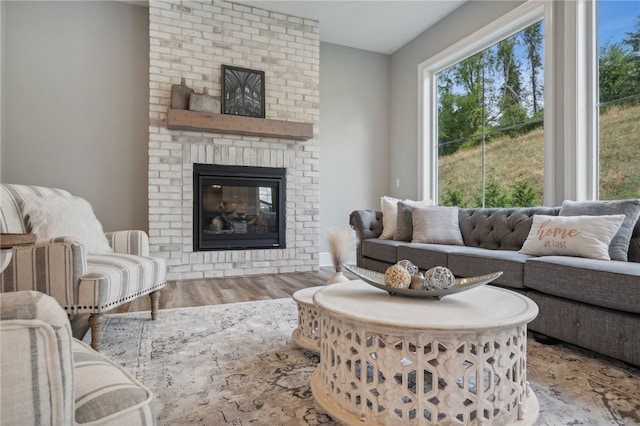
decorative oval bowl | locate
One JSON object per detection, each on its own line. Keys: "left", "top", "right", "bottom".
{"left": 342, "top": 264, "right": 503, "bottom": 299}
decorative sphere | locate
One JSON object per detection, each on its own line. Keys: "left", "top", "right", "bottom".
{"left": 396, "top": 259, "right": 418, "bottom": 276}
{"left": 425, "top": 266, "right": 456, "bottom": 290}
{"left": 384, "top": 264, "right": 412, "bottom": 288}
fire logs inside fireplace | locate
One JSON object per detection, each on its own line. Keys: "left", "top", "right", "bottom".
{"left": 193, "top": 164, "right": 286, "bottom": 251}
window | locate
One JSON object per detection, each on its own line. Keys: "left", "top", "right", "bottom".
{"left": 436, "top": 22, "right": 544, "bottom": 207}
{"left": 597, "top": 0, "right": 640, "bottom": 199}
{"left": 418, "top": 2, "right": 545, "bottom": 206}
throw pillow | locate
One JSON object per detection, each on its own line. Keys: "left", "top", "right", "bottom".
{"left": 519, "top": 214, "right": 625, "bottom": 260}
{"left": 394, "top": 199, "right": 434, "bottom": 241}
{"left": 379, "top": 196, "right": 401, "bottom": 240}
{"left": 21, "top": 195, "right": 113, "bottom": 254}
{"left": 559, "top": 199, "right": 640, "bottom": 261}
{"left": 410, "top": 206, "right": 464, "bottom": 245}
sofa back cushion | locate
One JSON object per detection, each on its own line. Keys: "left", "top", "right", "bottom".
{"left": 559, "top": 199, "right": 640, "bottom": 261}
{"left": 459, "top": 207, "right": 560, "bottom": 251}
{"left": 1, "top": 184, "right": 72, "bottom": 234}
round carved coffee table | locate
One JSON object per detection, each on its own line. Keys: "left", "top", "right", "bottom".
{"left": 291, "top": 286, "right": 324, "bottom": 351}
{"left": 311, "top": 281, "right": 539, "bottom": 425}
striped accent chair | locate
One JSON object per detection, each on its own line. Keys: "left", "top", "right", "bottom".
{"left": 0, "top": 184, "right": 167, "bottom": 351}
{"left": 0, "top": 290, "right": 155, "bottom": 425}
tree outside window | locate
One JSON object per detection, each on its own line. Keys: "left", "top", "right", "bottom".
{"left": 598, "top": 1, "right": 640, "bottom": 200}
{"left": 436, "top": 22, "right": 544, "bottom": 208}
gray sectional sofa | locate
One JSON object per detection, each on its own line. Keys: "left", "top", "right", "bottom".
{"left": 349, "top": 202, "right": 640, "bottom": 366}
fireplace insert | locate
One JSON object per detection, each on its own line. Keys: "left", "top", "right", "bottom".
{"left": 193, "top": 164, "right": 286, "bottom": 251}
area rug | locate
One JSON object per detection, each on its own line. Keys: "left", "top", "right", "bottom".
{"left": 86, "top": 298, "right": 640, "bottom": 425}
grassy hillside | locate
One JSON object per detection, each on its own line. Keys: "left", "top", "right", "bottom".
{"left": 438, "top": 104, "right": 640, "bottom": 206}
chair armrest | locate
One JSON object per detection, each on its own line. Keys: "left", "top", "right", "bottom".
{"left": 105, "top": 230, "right": 150, "bottom": 256}
{"left": 0, "top": 291, "right": 75, "bottom": 425}
{"left": 0, "top": 237, "right": 87, "bottom": 310}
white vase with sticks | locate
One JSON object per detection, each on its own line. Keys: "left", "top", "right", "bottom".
{"left": 325, "top": 228, "right": 354, "bottom": 285}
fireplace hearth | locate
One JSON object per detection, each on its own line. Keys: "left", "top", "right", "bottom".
{"left": 193, "top": 164, "right": 286, "bottom": 251}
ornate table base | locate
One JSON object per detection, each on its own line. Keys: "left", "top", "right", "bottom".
{"left": 311, "top": 282, "right": 540, "bottom": 425}
{"left": 291, "top": 286, "right": 323, "bottom": 351}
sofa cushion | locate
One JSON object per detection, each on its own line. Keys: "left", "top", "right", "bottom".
{"left": 394, "top": 200, "right": 434, "bottom": 241}
{"left": 447, "top": 247, "right": 531, "bottom": 289}
{"left": 524, "top": 256, "right": 640, "bottom": 313}
{"left": 519, "top": 214, "right": 625, "bottom": 260}
{"left": 394, "top": 201, "right": 415, "bottom": 241}
{"left": 397, "top": 243, "right": 457, "bottom": 271}
{"left": 362, "top": 257, "right": 395, "bottom": 273}
{"left": 410, "top": 206, "right": 464, "bottom": 245}
{"left": 630, "top": 213, "right": 640, "bottom": 263}
{"left": 76, "top": 254, "right": 167, "bottom": 313}
{"left": 379, "top": 196, "right": 402, "bottom": 239}
{"left": 73, "top": 339, "right": 155, "bottom": 425}
{"left": 559, "top": 199, "right": 640, "bottom": 261}
{"left": 361, "top": 239, "right": 405, "bottom": 264}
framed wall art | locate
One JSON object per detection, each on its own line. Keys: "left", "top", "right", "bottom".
{"left": 222, "top": 65, "right": 265, "bottom": 118}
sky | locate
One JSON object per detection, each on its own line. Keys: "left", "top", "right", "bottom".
{"left": 598, "top": 0, "right": 640, "bottom": 47}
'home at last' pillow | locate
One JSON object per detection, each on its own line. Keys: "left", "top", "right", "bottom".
{"left": 519, "top": 214, "right": 625, "bottom": 260}
{"left": 21, "top": 195, "right": 113, "bottom": 254}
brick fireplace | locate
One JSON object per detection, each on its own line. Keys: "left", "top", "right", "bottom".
{"left": 148, "top": 0, "right": 320, "bottom": 281}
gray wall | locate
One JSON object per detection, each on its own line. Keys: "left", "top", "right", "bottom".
{"left": 389, "top": 1, "right": 525, "bottom": 200}
{"left": 0, "top": 2, "right": 391, "bottom": 264}
{"left": 319, "top": 43, "right": 390, "bottom": 255}
{"left": 2, "top": 1, "right": 149, "bottom": 232}
{"left": 1, "top": 1, "right": 6, "bottom": 179}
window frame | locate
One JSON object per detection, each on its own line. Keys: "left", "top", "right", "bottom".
{"left": 418, "top": 0, "right": 606, "bottom": 205}
{"left": 417, "top": 1, "right": 550, "bottom": 204}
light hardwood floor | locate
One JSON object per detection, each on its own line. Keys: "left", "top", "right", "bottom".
{"left": 118, "top": 267, "right": 339, "bottom": 312}
{"left": 72, "top": 267, "right": 343, "bottom": 338}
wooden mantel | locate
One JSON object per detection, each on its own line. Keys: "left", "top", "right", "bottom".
{"left": 167, "top": 109, "right": 313, "bottom": 141}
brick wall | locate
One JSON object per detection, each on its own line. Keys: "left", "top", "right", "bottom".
{"left": 148, "top": 0, "right": 320, "bottom": 280}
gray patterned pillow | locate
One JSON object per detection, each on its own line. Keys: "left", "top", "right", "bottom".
{"left": 394, "top": 200, "right": 433, "bottom": 241}
{"left": 559, "top": 199, "right": 640, "bottom": 261}
{"left": 394, "top": 201, "right": 414, "bottom": 241}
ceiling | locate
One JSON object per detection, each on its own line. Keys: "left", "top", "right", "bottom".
{"left": 237, "top": 1, "right": 467, "bottom": 54}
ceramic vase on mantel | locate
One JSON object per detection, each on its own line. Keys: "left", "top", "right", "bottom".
{"left": 326, "top": 271, "right": 350, "bottom": 285}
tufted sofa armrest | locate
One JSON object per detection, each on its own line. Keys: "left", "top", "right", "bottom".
{"left": 458, "top": 207, "right": 560, "bottom": 251}
{"left": 0, "top": 291, "right": 75, "bottom": 425}
{"left": 0, "top": 237, "right": 87, "bottom": 310}
{"left": 105, "top": 230, "right": 150, "bottom": 257}
{"left": 349, "top": 210, "right": 384, "bottom": 267}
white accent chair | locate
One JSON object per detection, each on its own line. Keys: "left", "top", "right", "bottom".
{"left": 0, "top": 184, "right": 167, "bottom": 351}
{"left": 0, "top": 290, "right": 156, "bottom": 425}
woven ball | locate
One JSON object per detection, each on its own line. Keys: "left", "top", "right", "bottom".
{"left": 396, "top": 259, "right": 418, "bottom": 276}
{"left": 384, "top": 264, "right": 411, "bottom": 288}
{"left": 424, "top": 266, "right": 456, "bottom": 290}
